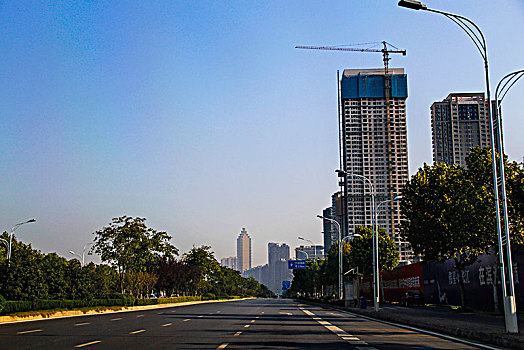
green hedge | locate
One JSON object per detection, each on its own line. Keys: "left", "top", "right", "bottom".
{"left": 0, "top": 295, "right": 241, "bottom": 316}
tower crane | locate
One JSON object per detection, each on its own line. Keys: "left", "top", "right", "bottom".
{"left": 295, "top": 41, "right": 406, "bottom": 100}
{"left": 296, "top": 41, "right": 407, "bottom": 235}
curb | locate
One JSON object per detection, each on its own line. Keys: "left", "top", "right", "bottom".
{"left": 0, "top": 298, "right": 253, "bottom": 324}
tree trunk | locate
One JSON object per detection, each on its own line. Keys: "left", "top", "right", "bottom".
{"left": 456, "top": 262, "right": 466, "bottom": 308}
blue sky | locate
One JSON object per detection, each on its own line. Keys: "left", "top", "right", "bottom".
{"left": 1, "top": 1, "right": 523, "bottom": 267}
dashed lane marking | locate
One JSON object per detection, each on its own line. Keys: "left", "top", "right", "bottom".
{"left": 162, "top": 323, "right": 172, "bottom": 327}
{"left": 17, "top": 329, "right": 43, "bottom": 334}
{"left": 75, "top": 322, "right": 90, "bottom": 326}
{"left": 130, "top": 329, "right": 145, "bottom": 334}
{"left": 74, "top": 340, "right": 102, "bottom": 348}
{"left": 244, "top": 324, "right": 250, "bottom": 328}
{"left": 110, "top": 318, "right": 122, "bottom": 321}
{"left": 183, "top": 319, "right": 191, "bottom": 322}
{"left": 250, "top": 319, "right": 255, "bottom": 323}
{"left": 197, "top": 315, "right": 204, "bottom": 318}
{"left": 300, "top": 307, "right": 369, "bottom": 346}
{"left": 234, "top": 332, "right": 242, "bottom": 336}
{"left": 217, "top": 343, "right": 228, "bottom": 349}
{"left": 136, "top": 315, "right": 144, "bottom": 318}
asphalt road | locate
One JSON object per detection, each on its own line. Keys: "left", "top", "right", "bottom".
{"left": 0, "top": 298, "right": 497, "bottom": 349}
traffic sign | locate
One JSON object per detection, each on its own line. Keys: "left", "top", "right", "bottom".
{"left": 288, "top": 260, "right": 306, "bottom": 269}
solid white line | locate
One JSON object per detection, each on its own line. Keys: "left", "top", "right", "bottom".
{"left": 17, "top": 329, "right": 42, "bottom": 334}
{"left": 334, "top": 308, "right": 502, "bottom": 350}
{"left": 75, "top": 322, "right": 90, "bottom": 326}
{"left": 130, "top": 329, "right": 145, "bottom": 334}
{"left": 217, "top": 343, "right": 228, "bottom": 349}
{"left": 162, "top": 323, "right": 172, "bottom": 327}
{"left": 74, "top": 340, "right": 102, "bottom": 348}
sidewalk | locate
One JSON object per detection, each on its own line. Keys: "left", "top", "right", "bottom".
{"left": 343, "top": 303, "right": 523, "bottom": 349}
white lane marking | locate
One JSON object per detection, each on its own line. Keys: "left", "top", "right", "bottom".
{"left": 136, "top": 315, "right": 144, "bottom": 318}
{"left": 300, "top": 307, "right": 368, "bottom": 346}
{"left": 216, "top": 310, "right": 221, "bottom": 313}
{"left": 130, "top": 329, "right": 145, "bottom": 334}
{"left": 244, "top": 324, "right": 250, "bottom": 328}
{"left": 197, "top": 315, "right": 204, "bottom": 318}
{"left": 162, "top": 323, "right": 172, "bottom": 327}
{"left": 110, "top": 318, "right": 122, "bottom": 321}
{"left": 234, "top": 331, "right": 242, "bottom": 336}
{"left": 217, "top": 343, "right": 228, "bottom": 349}
{"left": 183, "top": 319, "right": 191, "bottom": 322}
{"left": 17, "top": 329, "right": 43, "bottom": 334}
{"left": 334, "top": 308, "right": 501, "bottom": 350}
{"left": 250, "top": 319, "right": 256, "bottom": 323}
{"left": 75, "top": 322, "right": 90, "bottom": 326}
{"left": 255, "top": 316, "right": 260, "bottom": 319}
{"left": 279, "top": 312, "right": 292, "bottom": 315}
{"left": 74, "top": 340, "right": 102, "bottom": 348}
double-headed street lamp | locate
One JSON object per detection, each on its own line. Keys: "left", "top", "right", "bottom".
{"left": 336, "top": 169, "right": 379, "bottom": 310}
{"left": 398, "top": 0, "right": 518, "bottom": 333}
{"left": 298, "top": 236, "right": 318, "bottom": 262}
{"left": 6, "top": 219, "right": 36, "bottom": 261}
{"left": 69, "top": 243, "right": 94, "bottom": 267}
{"left": 493, "top": 69, "right": 523, "bottom": 333}
{"left": 317, "top": 215, "right": 343, "bottom": 300}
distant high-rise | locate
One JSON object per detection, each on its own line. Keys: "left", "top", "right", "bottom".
{"left": 220, "top": 256, "right": 237, "bottom": 271}
{"left": 295, "top": 245, "right": 324, "bottom": 260}
{"left": 431, "top": 93, "right": 492, "bottom": 167}
{"left": 267, "top": 242, "right": 292, "bottom": 295}
{"left": 236, "top": 228, "right": 251, "bottom": 273}
{"left": 340, "top": 68, "right": 411, "bottom": 263}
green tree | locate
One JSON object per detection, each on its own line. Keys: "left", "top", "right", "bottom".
{"left": 182, "top": 246, "right": 221, "bottom": 295}
{"left": 91, "top": 216, "right": 178, "bottom": 294}
{"left": 400, "top": 151, "right": 524, "bottom": 307}
{"left": 348, "top": 226, "right": 399, "bottom": 276}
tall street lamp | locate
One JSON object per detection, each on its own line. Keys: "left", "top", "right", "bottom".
{"left": 336, "top": 169, "right": 378, "bottom": 310}
{"left": 317, "top": 215, "right": 343, "bottom": 300}
{"left": 69, "top": 243, "right": 94, "bottom": 267}
{"left": 493, "top": 69, "right": 523, "bottom": 333}
{"left": 8, "top": 219, "right": 36, "bottom": 261}
{"left": 398, "top": 0, "right": 518, "bottom": 333}
{"left": 298, "top": 236, "right": 318, "bottom": 262}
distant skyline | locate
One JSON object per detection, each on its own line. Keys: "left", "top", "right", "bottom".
{"left": 1, "top": 1, "right": 523, "bottom": 267}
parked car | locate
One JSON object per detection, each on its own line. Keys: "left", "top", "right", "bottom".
{"left": 401, "top": 290, "right": 425, "bottom": 306}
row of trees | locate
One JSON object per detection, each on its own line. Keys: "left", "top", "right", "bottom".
{"left": 0, "top": 216, "right": 272, "bottom": 301}
{"left": 289, "top": 148, "right": 524, "bottom": 308}
{"left": 400, "top": 147, "right": 524, "bottom": 306}
{"left": 287, "top": 226, "right": 399, "bottom": 297}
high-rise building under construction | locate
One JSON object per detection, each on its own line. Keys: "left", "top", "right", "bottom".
{"left": 339, "top": 68, "right": 412, "bottom": 263}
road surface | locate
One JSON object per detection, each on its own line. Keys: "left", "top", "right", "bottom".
{"left": 0, "top": 298, "right": 496, "bottom": 349}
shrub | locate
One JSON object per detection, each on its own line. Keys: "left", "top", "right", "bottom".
{"left": 0, "top": 295, "right": 6, "bottom": 313}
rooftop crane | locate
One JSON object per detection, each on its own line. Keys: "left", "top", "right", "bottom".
{"left": 296, "top": 41, "right": 407, "bottom": 234}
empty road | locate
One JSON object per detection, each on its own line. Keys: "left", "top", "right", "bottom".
{"left": 0, "top": 298, "right": 496, "bottom": 349}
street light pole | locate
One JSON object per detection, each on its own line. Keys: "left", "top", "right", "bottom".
{"left": 336, "top": 170, "right": 378, "bottom": 310}
{"left": 70, "top": 243, "right": 94, "bottom": 267}
{"left": 8, "top": 219, "right": 36, "bottom": 261}
{"left": 494, "top": 69, "right": 523, "bottom": 333}
{"left": 298, "top": 236, "right": 318, "bottom": 262}
{"left": 398, "top": 0, "right": 518, "bottom": 333}
{"left": 317, "top": 215, "right": 343, "bottom": 300}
